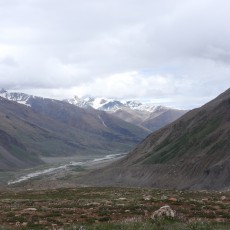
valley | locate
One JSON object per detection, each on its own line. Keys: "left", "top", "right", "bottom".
{"left": 0, "top": 91, "right": 149, "bottom": 171}
{"left": 0, "top": 88, "right": 230, "bottom": 229}
{"left": 5, "top": 152, "right": 126, "bottom": 187}
{"left": 1, "top": 1, "right": 229, "bottom": 229}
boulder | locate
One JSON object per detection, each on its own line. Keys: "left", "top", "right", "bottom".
{"left": 151, "top": 205, "right": 175, "bottom": 219}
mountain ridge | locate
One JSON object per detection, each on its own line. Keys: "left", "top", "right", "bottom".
{"left": 0, "top": 89, "right": 187, "bottom": 133}
{"left": 65, "top": 95, "right": 173, "bottom": 112}
{"left": 65, "top": 95, "right": 188, "bottom": 132}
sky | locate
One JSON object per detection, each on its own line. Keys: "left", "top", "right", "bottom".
{"left": 0, "top": 0, "right": 230, "bottom": 109}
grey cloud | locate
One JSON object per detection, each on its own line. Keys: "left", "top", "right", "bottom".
{"left": 0, "top": 0, "right": 230, "bottom": 108}
{"left": 0, "top": 57, "right": 17, "bottom": 66}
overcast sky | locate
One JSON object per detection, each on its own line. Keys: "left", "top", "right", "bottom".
{"left": 0, "top": 0, "right": 230, "bottom": 109}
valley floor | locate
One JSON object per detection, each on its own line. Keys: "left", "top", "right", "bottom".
{"left": 0, "top": 153, "right": 125, "bottom": 190}
{"left": 0, "top": 187, "right": 230, "bottom": 229}
{"left": 1, "top": 154, "right": 230, "bottom": 229}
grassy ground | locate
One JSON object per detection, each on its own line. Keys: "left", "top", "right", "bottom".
{"left": 0, "top": 187, "right": 230, "bottom": 229}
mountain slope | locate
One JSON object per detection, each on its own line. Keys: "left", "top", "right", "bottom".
{"left": 0, "top": 93, "right": 149, "bottom": 171}
{"left": 112, "top": 106, "right": 187, "bottom": 132}
{"left": 0, "top": 89, "right": 148, "bottom": 142}
{"left": 78, "top": 88, "right": 230, "bottom": 190}
{"left": 141, "top": 109, "right": 188, "bottom": 132}
{"left": 26, "top": 96, "right": 149, "bottom": 143}
{"left": 0, "top": 128, "right": 42, "bottom": 171}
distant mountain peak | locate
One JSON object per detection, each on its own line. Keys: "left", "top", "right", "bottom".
{"left": 0, "top": 89, "right": 32, "bottom": 106}
{"left": 65, "top": 95, "right": 170, "bottom": 113}
{"left": 126, "top": 100, "right": 142, "bottom": 107}
{"left": 0, "top": 88, "right": 7, "bottom": 94}
{"left": 1, "top": 90, "right": 187, "bottom": 135}
{"left": 64, "top": 95, "right": 187, "bottom": 132}
{"left": 73, "top": 95, "right": 81, "bottom": 102}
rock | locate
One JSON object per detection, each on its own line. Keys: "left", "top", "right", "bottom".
{"left": 215, "top": 218, "right": 225, "bottom": 222}
{"left": 117, "top": 197, "right": 127, "bottom": 201}
{"left": 220, "top": 196, "right": 226, "bottom": 201}
{"left": 104, "top": 200, "right": 113, "bottom": 205}
{"left": 51, "top": 224, "right": 58, "bottom": 230}
{"left": 151, "top": 205, "right": 176, "bottom": 219}
{"left": 143, "top": 195, "right": 151, "bottom": 200}
{"left": 22, "top": 222, "right": 28, "bottom": 227}
{"left": 144, "top": 210, "right": 148, "bottom": 216}
{"left": 168, "top": 197, "right": 177, "bottom": 202}
{"left": 24, "top": 208, "right": 37, "bottom": 211}
{"left": 86, "top": 202, "right": 100, "bottom": 206}
{"left": 161, "top": 195, "right": 168, "bottom": 200}
{"left": 39, "top": 220, "right": 48, "bottom": 225}
{"left": 78, "top": 226, "right": 86, "bottom": 230}
{"left": 116, "top": 203, "right": 125, "bottom": 207}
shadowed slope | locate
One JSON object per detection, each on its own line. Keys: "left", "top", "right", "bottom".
{"left": 0, "top": 129, "right": 42, "bottom": 171}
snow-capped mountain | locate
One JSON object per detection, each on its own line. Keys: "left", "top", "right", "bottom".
{"left": 0, "top": 89, "right": 187, "bottom": 133}
{"left": 0, "top": 88, "right": 32, "bottom": 106}
{"left": 64, "top": 96, "right": 123, "bottom": 111}
{"left": 64, "top": 95, "right": 168, "bottom": 113}
{"left": 65, "top": 95, "right": 188, "bottom": 132}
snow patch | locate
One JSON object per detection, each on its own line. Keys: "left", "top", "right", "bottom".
{"left": 98, "top": 115, "right": 108, "bottom": 128}
{"left": 0, "top": 89, "right": 31, "bottom": 107}
{"left": 65, "top": 94, "right": 171, "bottom": 113}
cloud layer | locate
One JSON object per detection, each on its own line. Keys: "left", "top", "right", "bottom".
{"left": 0, "top": 0, "right": 230, "bottom": 108}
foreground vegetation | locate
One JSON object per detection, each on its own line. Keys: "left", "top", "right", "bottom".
{"left": 0, "top": 187, "right": 230, "bottom": 229}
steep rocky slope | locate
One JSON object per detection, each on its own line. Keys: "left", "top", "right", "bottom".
{"left": 79, "top": 88, "right": 230, "bottom": 190}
